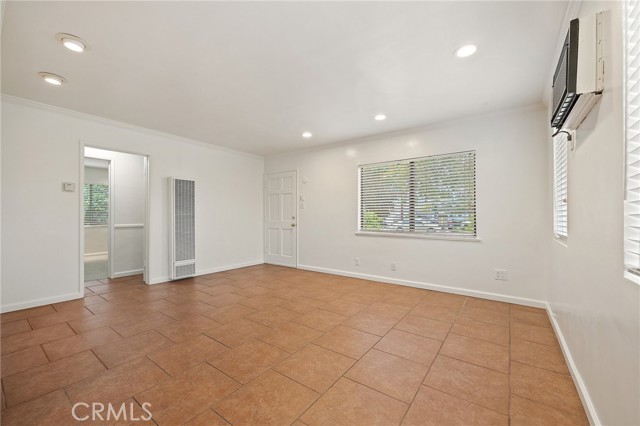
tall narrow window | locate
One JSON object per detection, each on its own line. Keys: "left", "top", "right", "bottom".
{"left": 84, "top": 184, "right": 109, "bottom": 225}
{"left": 358, "top": 151, "right": 476, "bottom": 237}
{"left": 625, "top": 0, "right": 640, "bottom": 278}
{"left": 553, "top": 133, "right": 568, "bottom": 238}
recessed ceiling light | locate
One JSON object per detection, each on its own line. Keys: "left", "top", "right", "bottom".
{"left": 455, "top": 44, "right": 478, "bottom": 58}
{"left": 38, "top": 72, "right": 65, "bottom": 86}
{"left": 374, "top": 114, "right": 387, "bottom": 121}
{"left": 55, "top": 33, "right": 87, "bottom": 53}
{"left": 302, "top": 132, "right": 312, "bottom": 138}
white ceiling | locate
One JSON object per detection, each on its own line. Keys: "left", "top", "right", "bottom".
{"left": 1, "top": 1, "right": 567, "bottom": 155}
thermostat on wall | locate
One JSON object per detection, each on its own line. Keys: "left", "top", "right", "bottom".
{"left": 63, "top": 182, "right": 75, "bottom": 192}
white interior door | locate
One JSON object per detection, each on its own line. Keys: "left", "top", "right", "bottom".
{"left": 265, "top": 171, "right": 297, "bottom": 267}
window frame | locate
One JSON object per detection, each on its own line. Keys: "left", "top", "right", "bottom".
{"left": 356, "top": 150, "right": 478, "bottom": 241}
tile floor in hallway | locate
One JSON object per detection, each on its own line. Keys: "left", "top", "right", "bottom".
{"left": 0, "top": 264, "right": 589, "bottom": 426}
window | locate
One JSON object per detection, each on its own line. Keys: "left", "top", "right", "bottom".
{"left": 358, "top": 151, "right": 476, "bottom": 237}
{"left": 553, "top": 133, "right": 568, "bottom": 238}
{"left": 625, "top": 0, "right": 640, "bottom": 277}
{"left": 84, "top": 184, "right": 109, "bottom": 225}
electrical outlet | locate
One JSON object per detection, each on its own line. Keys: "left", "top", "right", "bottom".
{"left": 355, "top": 257, "right": 360, "bottom": 266}
{"left": 391, "top": 262, "right": 397, "bottom": 271}
{"left": 494, "top": 269, "right": 508, "bottom": 281}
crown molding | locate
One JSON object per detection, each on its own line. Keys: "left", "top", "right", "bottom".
{"left": 1, "top": 94, "right": 263, "bottom": 160}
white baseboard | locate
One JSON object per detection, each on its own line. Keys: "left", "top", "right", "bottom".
{"left": 297, "top": 264, "right": 546, "bottom": 308}
{"left": 546, "top": 304, "right": 601, "bottom": 426}
{"left": 147, "top": 260, "right": 264, "bottom": 285}
{"left": 1, "top": 292, "right": 84, "bottom": 313}
{"left": 111, "top": 269, "right": 144, "bottom": 279}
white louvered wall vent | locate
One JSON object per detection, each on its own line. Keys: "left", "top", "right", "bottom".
{"left": 169, "top": 177, "right": 196, "bottom": 280}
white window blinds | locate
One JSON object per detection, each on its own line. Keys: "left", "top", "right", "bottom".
{"left": 625, "top": 0, "right": 640, "bottom": 274}
{"left": 553, "top": 133, "right": 568, "bottom": 238}
{"left": 359, "top": 151, "right": 476, "bottom": 236}
{"left": 84, "top": 183, "right": 109, "bottom": 226}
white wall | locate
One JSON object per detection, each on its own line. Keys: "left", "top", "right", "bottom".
{"left": 85, "top": 148, "right": 146, "bottom": 277}
{"left": 1, "top": 97, "right": 264, "bottom": 312}
{"left": 266, "top": 106, "right": 550, "bottom": 304}
{"left": 546, "top": 2, "right": 640, "bottom": 425}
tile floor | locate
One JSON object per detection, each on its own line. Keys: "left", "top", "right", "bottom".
{"left": 0, "top": 264, "right": 589, "bottom": 426}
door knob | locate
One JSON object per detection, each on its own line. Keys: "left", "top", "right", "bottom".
{"left": 291, "top": 223, "right": 296, "bottom": 227}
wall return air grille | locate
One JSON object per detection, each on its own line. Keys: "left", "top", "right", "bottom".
{"left": 169, "top": 177, "right": 196, "bottom": 280}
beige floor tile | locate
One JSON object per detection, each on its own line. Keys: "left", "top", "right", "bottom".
{"left": 154, "top": 314, "right": 221, "bottom": 342}
{"left": 510, "top": 309, "right": 551, "bottom": 328}
{"left": 464, "top": 297, "right": 510, "bottom": 314}
{"left": 246, "top": 306, "right": 302, "bottom": 328}
{"left": 510, "top": 395, "right": 589, "bottom": 426}
{"left": 4, "top": 351, "right": 105, "bottom": 407}
{"left": 314, "top": 326, "right": 380, "bottom": 359}
{"left": 292, "top": 309, "right": 347, "bottom": 332}
{"left": 42, "top": 327, "right": 122, "bottom": 361}
{"left": 274, "top": 344, "right": 355, "bottom": 393}
{"left": 425, "top": 355, "right": 509, "bottom": 414}
{"left": 93, "top": 329, "right": 175, "bottom": 368}
{"left": 451, "top": 318, "right": 509, "bottom": 346}
{"left": 183, "top": 409, "right": 231, "bottom": 426}
{"left": 460, "top": 306, "right": 510, "bottom": 327}
{"left": 202, "top": 304, "right": 257, "bottom": 323}
{"left": 346, "top": 349, "right": 428, "bottom": 403}
{"left": 395, "top": 314, "right": 451, "bottom": 341}
{"left": 341, "top": 311, "right": 399, "bottom": 336}
{"left": 511, "top": 338, "right": 569, "bottom": 374}
{"left": 214, "top": 370, "right": 319, "bottom": 426}
{"left": 276, "top": 296, "right": 326, "bottom": 313}
{"left": 66, "top": 357, "right": 170, "bottom": 405}
{"left": 0, "top": 319, "right": 31, "bottom": 337}
{"left": 364, "top": 302, "right": 412, "bottom": 320}
{"left": 205, "top": 318, "right": 272, "bottom": 347}
{"left": 1, "top": 323, "right": 75, "bottom": 355}
{"left": 0, "top": 305, "right": 56, "bottom": 324}
{"left": 210, "top": 339, "right": 288, "bottom": 384}
{"left": 511, "top": 321, "right": 559, "bottom": 347}
{"left": 510, "top": 361, "right": 585, "bottom": 417}
{"left": 320, "top": 299, "right": 368, "bottom": 316}
{"left": 441, "top": 333, "right": 510, "bottom": 373}
{"left": 257, "top": 322, "right": 323, "bottom": 353}
{"left": 136, "top": 363, "right": 240, "bottom": 426}
{"left": 421, "top": 291, "right": 467, "bottom": 309}
{"left": 1, "top": 345, "right": 49, "bottom": 378}
{"left": 110, "top": 311, "right": 176, "bottom": 337}
{"left": 300, "top": 377, "right": 407, "bottom": 426}
{"left": 147, "top": 334, "right": 227, "bottom": 377}
{"left": 402, "top": 386, "right": 508, "bottom": 426}
{"left": 0, "top": 390, "right": 72, "bottom": 426}
{"left": 374, "top": 329, "right": 441, "bottom": 366}
{"left": 409, "top": 301, "right": 459, "bottom": 324}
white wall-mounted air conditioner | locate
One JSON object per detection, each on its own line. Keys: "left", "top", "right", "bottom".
{"left": 551, "top": 12, "right": 604, "bottom": 132}
{"left": 169, "top": 177, "right": 196, "bottom": 280}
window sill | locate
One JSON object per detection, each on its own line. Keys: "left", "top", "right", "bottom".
{"left": 355, "top": 231, "right": 481, "bottom": 242}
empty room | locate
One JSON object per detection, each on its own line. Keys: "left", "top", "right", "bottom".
{"left": 0, "top": 0, "right": 638, "bottom": 425}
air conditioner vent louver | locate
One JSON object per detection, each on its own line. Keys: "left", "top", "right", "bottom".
{"left": 169, "top": 178, "right": 195, "bottom": 280}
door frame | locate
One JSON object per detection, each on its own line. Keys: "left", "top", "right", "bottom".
{"left": 79, "top": 142, "right": 150, "bottom": 295}
{"left": 264, "top": 169, "right": 299, "bottom": 268}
